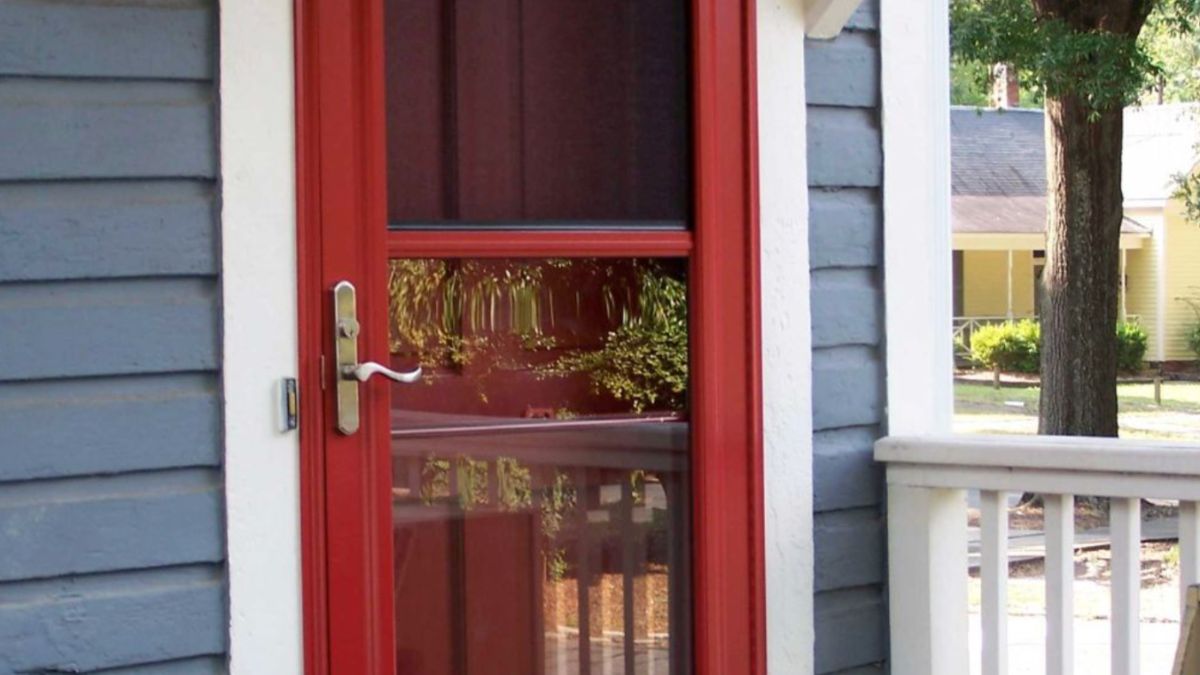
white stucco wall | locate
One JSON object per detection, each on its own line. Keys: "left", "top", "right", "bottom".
{"left": 759, "top": 1, "right": 816, "bottom": 673}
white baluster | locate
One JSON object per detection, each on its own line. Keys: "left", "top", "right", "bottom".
{"left": 1044, "top": 494, "right": 1074, "bottom": 675}
{"left": 981, "top": 490, "right": 1009, "bottom": 675}
{"left": 1181, "top": 501, "right": 1200, "bottom": 617}
{"left": 1111, "top": 497, "right": 1141, "bottom": 675}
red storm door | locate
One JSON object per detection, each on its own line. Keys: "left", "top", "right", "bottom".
{"left": 295, "top": 1, "right": 764, "bottom": 674}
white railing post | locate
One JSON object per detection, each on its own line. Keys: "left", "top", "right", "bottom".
{"left": 1111, "top": 497, "right": 1141, "bottom": 675}
{"left": 980, "top": 490, "right": 1009, "bottom": 675}
{"left": 1181, "top": 501, "right": 1200, "bottom": 617}
{"left": 1044, "top": 493, "right": 1075, "bottom": 675}
{"left": 887, "top": 484, "right": 969, "bottom": 675}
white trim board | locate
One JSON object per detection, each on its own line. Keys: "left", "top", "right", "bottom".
{"left": 805, "top": 0, "right": 863, "bottom": 38}
{"left": 759, "top": 1, "right": 815, "bottom": 673}
{"left": 219, "top": 1, "right": 305, "bottom": 672}
{"left": 881, "top": 0, "right": 954, "bottom": 435}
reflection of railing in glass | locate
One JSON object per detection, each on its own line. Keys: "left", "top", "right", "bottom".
{"left": 391, "top": 426, "right": 690, "bottom": 674}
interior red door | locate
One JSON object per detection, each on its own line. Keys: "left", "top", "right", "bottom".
{"left": 296, "top": 1, "right": 764, "bottom": 674}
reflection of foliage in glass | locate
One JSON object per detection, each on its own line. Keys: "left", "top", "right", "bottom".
{"left": 419, "top": 455, "right": 532, "bottom": 510}
{"left": 417, "top": 455, "right": 579, "bottom": 582}
{"left": 389, "top": 258, "right": 689, "bottom": 412}
{"left": 540, "top": 471, "right": 576, "bottom": 582}
{"left": 546, "top": 264, "right": 688, "bottom": 413}
{"left": 389, "top": 259, "right": 550, "bottom": 371}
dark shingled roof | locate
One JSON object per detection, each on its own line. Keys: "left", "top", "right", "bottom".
{"left": 951, "top": 107, "right": 1148, "bottom": 235}
{"left": 952, "top": 107, "right": 1046, "bottom": 197}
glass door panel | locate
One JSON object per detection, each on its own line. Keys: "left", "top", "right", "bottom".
{"left": 388, "top": 258, "right": 691, "bottom": 675}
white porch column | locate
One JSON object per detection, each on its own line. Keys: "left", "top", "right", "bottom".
{"left": 887, "top": 484, "right": 969, "bottom": 675}
{"left": 1006, "top": 249, "right": 1014, "bottom": 320}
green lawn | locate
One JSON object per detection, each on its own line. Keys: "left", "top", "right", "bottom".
{"left": 954, "top": 381, "right": 1200, "bottom": 439}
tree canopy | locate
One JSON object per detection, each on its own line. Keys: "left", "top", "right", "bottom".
{"left": 951, "top": 0, "right": 1200, "bottom": 113}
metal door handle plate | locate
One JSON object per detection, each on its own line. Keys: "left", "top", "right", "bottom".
{"left": 332, "top": 280, "right": 420, "bottom": 435}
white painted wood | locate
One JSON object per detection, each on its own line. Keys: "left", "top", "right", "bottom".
{"left": 887, "top": 485, "right": 969, "bottom": 675}
{"left": 886, "top": 464, "right": 1200, "bottom": 502}
{"left": 1182, "top": 502, "right": 1200, "bottom": 617}
{"left": 1156, "top": 205, "right": 1169, "bottom": 362}
{"left": 980, "top": 490, "right": 1009, "bottom": 675}
{"left": 1044, "top": 494, "right": 1075, "bottom": 675}
{"left": 881, "top": 0, "right": 953, "bottom": 436}
{"left": 218, "top": 1, "right": 304, "bottom": 673}
{"left": 758, "top": 3, "right": 814, "bottom": 674}
{"left": 878, "top": 435, "right": 1200, "bottom": 674}
{"left": 804, "top": 0, "right": 863, "bottom": 39}
{"left": 1111, "top": 497, "right": 1142, "bottom": 675}
{"left": 877, "top": 434, "right": 1200, "bottom": 478}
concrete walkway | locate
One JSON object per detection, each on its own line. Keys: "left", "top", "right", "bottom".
{"left": 968, "top": 615, "right": 1179, "bottom": 675}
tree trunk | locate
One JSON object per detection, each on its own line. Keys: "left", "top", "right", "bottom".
{"left": 1038, "top": 95, "right": 1124, "bottom": 437}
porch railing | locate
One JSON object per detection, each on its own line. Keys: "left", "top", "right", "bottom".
{"left": 875, "top": 434, "right": 1200, "bottom": 675}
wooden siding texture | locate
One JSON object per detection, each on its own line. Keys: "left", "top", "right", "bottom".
{"left": 807, "top": 2, "right": 889, "bottom": 673}
{"left": 0, "top": 2, "right": 226, "bottom": 673}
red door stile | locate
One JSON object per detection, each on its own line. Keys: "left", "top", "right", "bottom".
{"left": 296, "top": 0, "right": 765, "bottom": 673}
{"left": 297, "top": 0, "right": 395, "bottom": 672}
{"left": 689, "top": 0, "right": 765, "bottom": 673}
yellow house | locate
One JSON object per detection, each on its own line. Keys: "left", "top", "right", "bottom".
{"left": 952, "top": 104, "right": 1200, "bottom": 363}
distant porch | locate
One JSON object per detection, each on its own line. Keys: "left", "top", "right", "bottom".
{"left": 953, "top": 230, "right": 1149, "bottom": 354}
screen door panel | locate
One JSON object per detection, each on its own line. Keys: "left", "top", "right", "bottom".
{"left": 384, "top": 0, "right": 691, "bottom": 227}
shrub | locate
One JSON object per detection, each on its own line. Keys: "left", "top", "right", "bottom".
{"left": 969, "top": 320, "right": 1040, "bottom": 373}
{"left": 970, "top": 320, "right": 1148, "bottom": 373}
{"left": 1115, "top": 322, "right": 1148, "bottom": 373}
{"left": 1188, "top": 323, "right": 1200, "bottom": 361}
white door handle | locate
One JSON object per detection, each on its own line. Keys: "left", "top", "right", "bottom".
{"left": 344, "top": 361, "right": 422, "bottom": 384}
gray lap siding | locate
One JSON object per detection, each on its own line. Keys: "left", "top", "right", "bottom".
{"left": 0, "top": 2, "right": 226, "bottom": 674}
{"left": 807, "top": 2, "right": 889, "bottom": 673}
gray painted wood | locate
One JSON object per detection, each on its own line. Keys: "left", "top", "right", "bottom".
{"left": 807, "top": 14, "right": 887, "bottom": 673}
{"left": 0, "top": 278, "right": 218, "bottom": 381}
{"left": 810, "top": 189, "right": 882, "bottom": 270}
{"left": 94, "top": 656, "right": 228, "bottom": 675}
{"left": 0, "top": 0, "right": 213, "bottom": 81}
{"left": 0, "top": 1, "right": 227, "bottom": 669}
{"left": 0, "top": 565, "right": 226, "bottom": 674}
{"left": 0, "top": 374, "right": 220, "bottom": 482}
{"left": 807, "top": 107, "right": 883, "bottom": 188}
{"left": 815, "top": 508, "right": 886, "bottom": 592}
{"left": 0, "top": 181, "right": 218, "bottom": 282}
{"left": 0, "top": 79, "right": 216, "bottom": 180}
{"left": 814, "top": 427, "right": 883, "bottom": 512}
{"left": 826, "top": 665, "right": 886, "bottom": 675}
{"left": 812, "top": 346, "right": 884, "bottom": 431}
{"left": 812, "top": 268, "right": 882, "bottom": 348}
{"left": 845, "top": 0, "right": 879, "bottom": 31}
{"left": 0, "top": 469, "right": 223, "bottom": 581}
{"left": 805, "top": 32, "right": 880, "bottom": 108}
{"left": 814, "top": 586, "right": 888, "bottom": 673}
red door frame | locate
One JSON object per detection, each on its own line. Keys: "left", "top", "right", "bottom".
{"left": 295, "top": 1, "right": 764, "bottom": 673}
